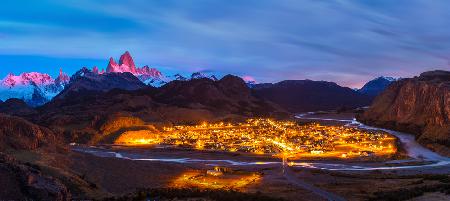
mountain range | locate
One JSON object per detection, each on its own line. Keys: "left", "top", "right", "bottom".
{"left": 252, "top": 80, "right": 373, "bottom": 112}
{"left": 0, "top": 51, "right": 448, "bottom": 199}
{"left": 1, "top": 56, "right": 445, "bottom": 155}
{"left": 0, "top": 51, "right": 395, "bottom": 109}
{"left": 0, "top": 51, "right": 226, "bottom": 106}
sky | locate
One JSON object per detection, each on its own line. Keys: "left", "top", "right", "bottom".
{"left": 1, "top": 0, "right": 449, "bottom": 88}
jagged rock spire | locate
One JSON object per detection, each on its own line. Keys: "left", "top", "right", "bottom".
{"left": 118, "top": 51, "right": 137, "bottom": 74}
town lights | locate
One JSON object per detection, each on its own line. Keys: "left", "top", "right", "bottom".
{"left": 116, "top": 118, "right": 397, "bottom": 159}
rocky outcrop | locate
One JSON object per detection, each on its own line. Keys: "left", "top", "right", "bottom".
{"left": 358, "top": 70, "right": 450, "bottom": 156}
{"left": 118, "top": 51, "right": 137, "bottom": 74}
{"left": 106, "top": 57, "right": 119, "bottom": 72}
{"left": 0, "top": 113, "right": 58, "bottom": 150}
{"left": 0, "top": 153, "right": 70, "bottom": 200}
{"left": 253, "top": 80, "right": 373, "bottom": 112}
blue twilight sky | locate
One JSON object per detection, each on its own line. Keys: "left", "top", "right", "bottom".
{"left": 1, "top": 0, "right": 450, "bottom": 88}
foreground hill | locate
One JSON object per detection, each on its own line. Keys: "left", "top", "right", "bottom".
{"left": 0, "top": 113, "right": 73, "bottom": 200}
{"left": 0, "top": 113, "right": 60, "bottom": 150}
{"left": 358, "top": 70, "right": 450, "bottom": 156}
{"left": 252, "top": 80, "right": 373, "bottom": 112}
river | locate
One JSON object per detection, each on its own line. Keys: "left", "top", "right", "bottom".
{"left": 72, "top": 114, "right": 450, "bottom": 172}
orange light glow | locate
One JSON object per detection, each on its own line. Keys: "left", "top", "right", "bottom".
{"left": 114, "top": 130, "right": 161, "bottom": 145}
{"left": 170, "top": 170, "right": 261, "bottom": 190}
{"left": 114, "top": 118, "right": 398, "bottom": 159}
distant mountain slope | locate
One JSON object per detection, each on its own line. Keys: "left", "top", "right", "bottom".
{"left": 54, "top": 67, "right": 146, "bottom": 100}
{"left": 155, "top": 75, "right": 282, "bottom": 116}
{"left": 358, "top": 76, "right": 396, "bottom": 97}
{"left": 358, "top": 70, "right": 450, "bottom": 156}
{"left": 252, "top": 80, "right": 373, "bottom": 112}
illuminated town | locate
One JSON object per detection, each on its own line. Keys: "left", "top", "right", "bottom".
{"left": 115, "top": 118, "right": 397, "bottom": 159}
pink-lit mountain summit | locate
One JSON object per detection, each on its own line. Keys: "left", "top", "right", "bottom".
{"left": 0, "top": 51, "right": 175, "bottom": 106}
{"left": 0, "top": 69, "right": 70, "bottom": 106}
{"left": 106, "top": 51, "right": 163, "bottom": 84}
{"left": 1, "top": 69, "right": 69, "bottom": 89}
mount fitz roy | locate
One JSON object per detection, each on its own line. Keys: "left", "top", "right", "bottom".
{"left": 106, "top": 51, "right": 167, "bottom": 86}
{"left": 95, "top": 51, "right": 218, "bottom": 86}
{"left": 0, "top": 51, "right": 221, "bottom": 106}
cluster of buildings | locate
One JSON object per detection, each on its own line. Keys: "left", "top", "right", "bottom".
{"left": 156, "top": 119, "right": 397, "bottom": 159}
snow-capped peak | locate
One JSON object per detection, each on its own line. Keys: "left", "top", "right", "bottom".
{"left": 358, "top": 76, "right": 398, "bottom": 96}
{"left": 0, "top": 70, "right": 71, "bottom": 106}
{"left": 173, "top": 74, "right": 187, "bottom": 81}
{"left": 191, "top": 72, "right": 218, "bottom": 81}
{"left": 1, "top": 72, "right": 54, "bottom": 88}
{"left": 379, "top": 76, "right": 397, "bottom": 82}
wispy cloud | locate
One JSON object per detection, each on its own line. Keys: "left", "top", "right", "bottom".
{"left": 0, "top": 0, "right": 449, "bottom": 88}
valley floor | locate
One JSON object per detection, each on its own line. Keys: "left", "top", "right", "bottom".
{"left": 4, "top": 112, "right": 449, "bottom": 201}
{"left": 69, "top": 144, "right": 450, "bottom": 201}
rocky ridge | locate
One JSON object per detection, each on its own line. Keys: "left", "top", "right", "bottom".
{"left": 358, "top": 70, "right": 450, "bottom": 156}
{"left": 252, "top": 80, "right": 373, "bottom": 112}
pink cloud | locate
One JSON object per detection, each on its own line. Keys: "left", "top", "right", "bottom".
{"left": 242, "top": 75, "right": 256, "bottom": 83}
